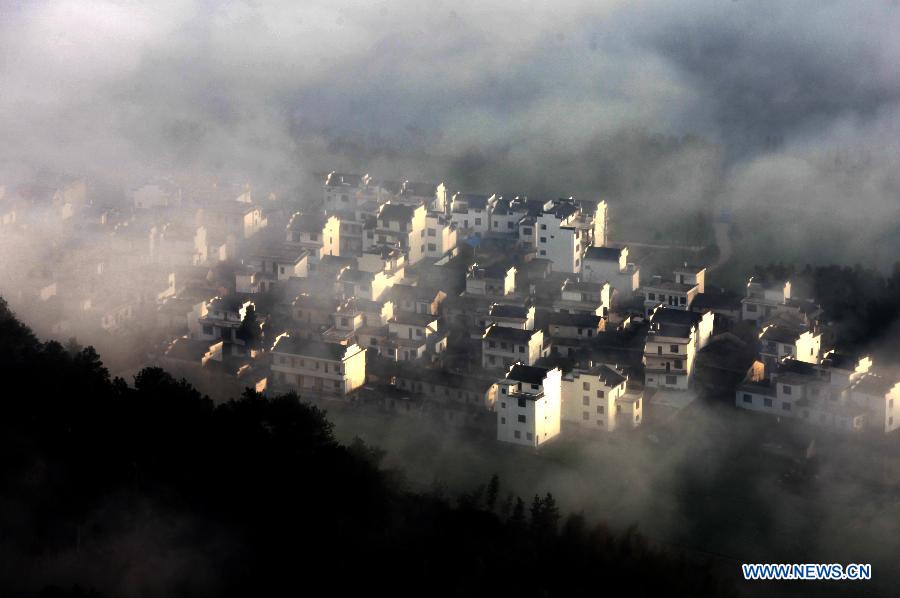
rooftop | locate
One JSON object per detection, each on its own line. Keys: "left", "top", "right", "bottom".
{"left": 584, "top": 246, "right": 622, "bottom": 262}
{"left": 507, "top": 363, "right": 550, "bottom": 385}
{"left": 484, "top": 325, "right": 537, "bottom": 343}
{"left": 272, "top": 335, "right": 355, "bottom": 360}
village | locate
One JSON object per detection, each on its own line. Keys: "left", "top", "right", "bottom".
{"left": 2, "top": 173, "right": 899, "bottom": 450}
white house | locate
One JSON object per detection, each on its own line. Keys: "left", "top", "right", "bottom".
{"left": 553, "top": 280, "right": 610, "bottom": 317}
{"left": 424, "top": 212, "right": 458, "bottom": 258}
{"left": 484, "top": 303, "right": 535, "bottom": 330}
{"left": 449, "top": 193, "right": 491, "bottom": 235}
{"left": 561, "top": 363, "right": 641, "bottom": 432}
{"left": 582, "top": 246, "right": 640, "bottom": 295}
{"left": 759, "top": 324, "right": 822, "bottom": 368}
{"left": 482, "top": 325, "right": 545, "bottom": 370}
{"left": 286, "top": 212, "right": 340, "bottom": 265}
{"left": 532, "top": 198, "right": 592, "bottom": 273}
{"left": 270, "top": 335, "right": 366, "bottom": 397}
{"left": 495, "top": 364, "right": 562, "bottom": 447}
{"left": 387, "top": 311, "right": 446, "bottom": 362}
{"left": 466, "top": 263, "right": 516, "bottom": 297}
{"left": 364, "top": 203, "right": 428, "bottom": 266}
{"left": 643, "top": 307, "right": 715, "bottom": 390}
{"left": 639, "top": 264, "right": 706, "bottom": 317}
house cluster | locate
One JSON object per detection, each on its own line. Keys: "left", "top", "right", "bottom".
{"left": 730, "top": 278, "right": 900, "bottom": 434}
{"left": 2, "top": 171, "right": 898, "bottom": 448}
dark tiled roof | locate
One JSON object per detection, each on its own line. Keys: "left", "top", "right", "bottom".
{"left": 489, "top": 304, "right": 529, "bottom": 318}
{"left": 760, "top": 325, "right": 803, "bottom": 344}
{"left": 507, "top": 363, "right": 549, "bottom": 385}
{"left": 484, "top": 325, "right": 537, "bottom": 343}
{"left": 595, "top": 364, "right": 626, "bottom": 388}
{"left": 390, "top": 312, "right": 438, "bottom": 327}
{"left": 272, "top": 336, "right": 350, "bottom": 360}
{"left": 584, "top": 246, "right": 622, "bottom": 261}
{"left": 325, "top": 172, "right": 364, "bottom": 187}
{"left": 379, "top": 203, "right": 416, "bottom": 222}
{"left": 548, "top": 312, "right": 602, "bottom": 328}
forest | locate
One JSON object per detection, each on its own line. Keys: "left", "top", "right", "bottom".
{"left": 0, "top": 297, "right": 733, "bottom": 598}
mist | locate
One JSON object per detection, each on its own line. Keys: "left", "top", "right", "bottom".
{"left": 1, "top": 1, "right": 898, "bottom": 266}
{"left": 2, "top": 2, "right": 900, "bottom": 596}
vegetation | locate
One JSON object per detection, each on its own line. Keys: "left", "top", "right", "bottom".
{"left": 0, "top": 297, "right": 733, "bottom": 597}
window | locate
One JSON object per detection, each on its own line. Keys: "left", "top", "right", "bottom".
{"left": 202, "top": 325, "right": 213, "bottom": 335}
{"left": 743, "top": 394, "right": 752, "bottom": 403}
{"left": 540, "top": 250, "right": 546, "bottom": 256}
{"left": 648, "top": 293, "right": 655, "bottom": 300}
{"left": 782, "top": 385, "right": 792, "bottom": 395}
{"left": 475, "top": 218, "right": 482, "bottom": 226}
{"left": 540, "top": 237, "right": 547, "bottom": 243}
{"left": 540, "top": 224, "right": 547, "bottom": 230}
{"left": 596, "top": 420, "right": 604, "bottom": 426}
{"left": 523, "top": 227, "right": 532, "bottom": 235}
{"left": 582, "top": 397, "right": 590, "bottom": 406}
{"left": 782, "top": 402, "right": 791, "bottom": 411}
{"left": 670, "top": 345, "right": 679, "bottom": 353}
{"left": 427, "top": 228, "right": 436, "bottom": 236}
{"left": 501, "top": 401, "right": 506, "bottom": 407}
{"left": 597, "top": 405, "right": 604, "bottom": 414}
{"left": 501, "top": 417, "right": 506, "bottom": 424}
{"left": 518, "top": 345, "right": 525, "bottom": 353}
{"left": 582, "top": 411, "right": 590, "bottom": 420}
{"left": 746, "top": 303, "right": 758, "bottom": 312}
{"left": 666, "top": 375, "right": 677, "bottom": 385}
{"left": 783, "top": 344, "right": 793, "bottom": 353}
{"left": 679, "top": 296, "right": 686, "bottom": 305}
{"left": 340, "top": 317, "right": 348, "bottom": 326}
{"left": 674, "top": 359, "right": 682, "bottom": 369}
{"left": 526, "top": 432, "right": 533, "bottom": 441}
{"left": 763, "top": 398, "right": 773, "bottom": 407}
{"left": 507, "top": 222, "right": 514, "bottom": 229}
{"left": 279, "top": 266, "right": 285, "bottom": 275}
{"left": 657, "top": 346, "right": 662, "bottom": 355}
{"left": 428, "top": 243, "right": 436, "bottom": 251}
{"left": 488, "top": 341, "right": 496, "bottom": 348}
{"left": 514, "top": 430, "right": 521, "bottom": 439}
{"left": 583, "top": 382, "right": 590, "bottom": 391}
{"left": 596, "top": 390, "right": 604, "bottom": 398}
{"left": 518, "top": 398, "right": 526, "bottom": 408}
{"left": 890, "top": 417, "right": 894, "bottom": 426}
{"left": 531, "top": 384, "right": 539, "bottom": 390}
{"left": 890, "top": 399, "right": 894, "bottom": 409}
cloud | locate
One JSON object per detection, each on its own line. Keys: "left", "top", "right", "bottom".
{"left": 0, "top": 0, "right": 898, "bottom": 264}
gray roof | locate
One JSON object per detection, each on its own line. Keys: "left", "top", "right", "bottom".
{"left": 272, "top": 336, "right": 350, "bottom": 360}
{"left": 584, "top": 246, "right": 622, "bottom": 261}
{"left": 507, "top": 363, "right": 549, "bottom": 385}
{"left": 548, "top": 312, "right": 602, "bottom": 328}
{"left": 485, "top": 325, "right": 537, "bottom": 343}
{"left": 379, "top": 203, "right": 416, "bottom": 222}
{"left": 489, "top": 304, "right": 529, "bottom": 318}
{"left": 595, "top": 364, "right": 626, "bottom": 388}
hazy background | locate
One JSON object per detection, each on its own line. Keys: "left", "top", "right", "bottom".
{"left": 2, "top": 0, "right": 899, "bottom": 274}
{"left": 2, "top": 3, "right": 900, "bottom": 595}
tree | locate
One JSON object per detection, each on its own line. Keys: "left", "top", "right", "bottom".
{"left": 236, "top": 304, "right": 262, "bottom": 351}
